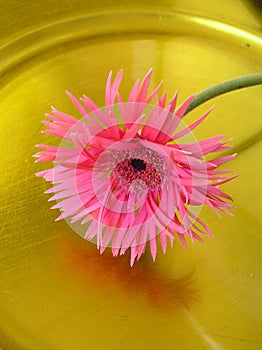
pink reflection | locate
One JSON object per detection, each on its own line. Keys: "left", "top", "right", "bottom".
{"left": 58, "top": 235, "right": 199, "bottom": 310}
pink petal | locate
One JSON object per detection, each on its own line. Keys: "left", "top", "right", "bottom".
{"left": 66, "top": 91, "right": 88, "bottom": 116}
{"left": 173, "top": 106, "right": 214, "bottom": 140}
{"left": 175, "top": 94, "right": 195, "bottom": 118}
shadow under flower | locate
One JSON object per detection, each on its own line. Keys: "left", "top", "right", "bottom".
{"left": 58, "top": 234, "right": 200, "bottom": 311}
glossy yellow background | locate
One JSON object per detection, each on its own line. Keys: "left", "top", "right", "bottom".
{"left": 0, "top": 1, "right": 261, "bottom": 349}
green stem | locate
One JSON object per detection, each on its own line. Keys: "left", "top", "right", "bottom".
{"left": 185, "top": 73, "right": 262, "bottom": 115}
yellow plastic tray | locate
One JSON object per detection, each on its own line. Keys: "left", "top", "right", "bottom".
{"left": 0, "top": 1, "right": 261, "bottom": 349}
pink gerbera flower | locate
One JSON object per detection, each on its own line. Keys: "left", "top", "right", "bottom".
{"left": 34, "top": 69, "right": 236, "bottom": 266}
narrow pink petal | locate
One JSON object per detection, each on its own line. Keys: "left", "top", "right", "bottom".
{"left": 209, "top": 154, "right": 237, "bottom": 168}
{"left": 136, "top": 242, "right": 147, "bottom": 261}
{"left": 148, "top": 195, "right": 184, "bottom": 235}
{"left": 97, "top": 187, "right": 113, "bottom": 248}
{"left": 41, "top": 120, "right": 61, "bottom": 130}
{"left": 158, "top": 92, "right": 166, "bottom": 108}
{"left": 178, "top": 234, "right": 188, "bottom": 250}
{"left": 105, "top": 70, "right": 113, "bottom": 105}
{"left": 188, "top": 212, "right": 213, "bottom": 237}
{"left": 42, "top": 129, "right": 68, "bottom": 139}
{"left": 141, "top": 105, "right": 169, "bottom": 142}
{"left": 213, "top": 174, "right": 238, "bottom": 186}
{"left": 130, "top": 246, "right": 138, "bottom": 266}
{"left": 84, "top": 220, "right": 98, "bottom": 239}
{"left": 173, "top": 106, "right": 214, "bottom": 140}
{"left": 35, "top": 169, "right": 53, "bottom": 180}
{"left": 208, "top": 186, "right": 233, "bottom": 201}
{"left": 100, "top": 227, "right": 114, "bottom": 254}
{"left": 71, "top": 202, "right": 101, "bottom": 222}
{"left": 120, "top": 245, "right": 128, "bottom": 256}
{"left": 45, "top": 113, "right": 60, "bottom": 122}
{"left": 160, "top": 232, "right": 167, "bottom": 253}
{"left": 51, "top": 108, "right": 78, "bottom": 124}
{"left": 108, "top": 69, "right": 124, "bottom": 105}
{"left": 128, "top": 80, "right": 140, "bottom": 102}
{"left": 35, "top": 144, "right": 57, "bottom": 152}
{"left": 149, "top": 236, "right": 157, "bottom": 261}
{"left": 136, "top": 68, "right": 153, "bottom": 102}
{"left": 175, "top": 95, "right": 195, "bottom": 118}
{"left": 218, "top": 208, "right": 234, "bottom": 216}
{"left": 166, "top": 91, "right": 178, "bottom": 113}
{"left": 191, "top": 232, "right": 204, "bottom": 243}
{"left": 122, "top": 114, "right": 145, "bottom": 139}
{"left": 145, "top": 80, "right": 163, "bottom": 103}
{"left": 66, "top": 91, "right": 88, "bottom": 116}
{"left": 122, "top": 220, "right": 144, "bottom": 249}
{"left": 80, "top": 95, "right": 100, "bottom": 112}
{"left": 34, "top": 154, "right": 55, "bottom": 162}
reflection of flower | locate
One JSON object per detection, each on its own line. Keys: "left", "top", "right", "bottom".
{"left": 34, "top": 69, "right": 236, "bottom": 266}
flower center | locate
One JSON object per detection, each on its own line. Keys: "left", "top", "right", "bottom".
{"left": 131, "top": 158, "right": 146, "bottom": 171}
{"left": 110, "top": 147, "right": 166, "bottom": 191}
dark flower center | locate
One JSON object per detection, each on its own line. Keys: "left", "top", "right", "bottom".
{"left": 109, "top": 146, "right": 165, "bottom": 191}
{"left": 131, "top": 158, "right": 146, "bottom": 171}
{"left": 113, "top": 158, "right": 162, "bottom": 190}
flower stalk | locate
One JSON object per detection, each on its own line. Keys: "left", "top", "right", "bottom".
{"left": 185, "top": 72, "right": 262, "bottom": 115}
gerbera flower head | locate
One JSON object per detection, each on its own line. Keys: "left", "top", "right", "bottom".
{"left": 34, "top": 69, "right": 236, "bottom": 266}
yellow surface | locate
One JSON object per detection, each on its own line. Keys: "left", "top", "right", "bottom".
{"left": 0, "top": 1, "right": 262, "bottom": 349}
